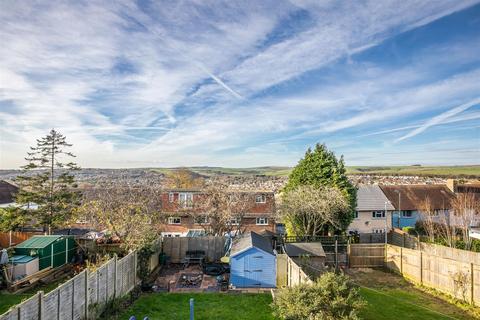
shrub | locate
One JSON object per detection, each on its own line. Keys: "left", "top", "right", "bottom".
{"left": 402, "top": 226, "right": 416, "bottom": 235}
{"left": 272, "top": 272, "right": 365, "bottom": 320}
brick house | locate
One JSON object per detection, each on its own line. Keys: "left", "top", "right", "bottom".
{"left": 160, "top": 189, "right": 276, "bottom": 237}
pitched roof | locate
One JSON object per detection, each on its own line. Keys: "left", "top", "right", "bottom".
{"left": 0, "top": 180, "right": 18, "bottom": 205}
{"left": 15, "top": 235, "right": 64, "bottom": 249}
{"left": 379, "top": 185, "right": 455, "bottom": 211}
{"left": 284, "top": 242, "right": 326, "bottom": 257}
{"left": 356, "top": 185, "right": 395, "bottom": 211}
{"left": 231, "top": 231, "right": 274, "bottom": 256}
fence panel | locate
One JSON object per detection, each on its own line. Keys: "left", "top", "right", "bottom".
{"left": 42, "top": 289, "right": 59, "bottom": 320}
{"left": 0, "top": 252, "right": 142, "bottom": 319}
{"left": 18, "top": 293, "right": 40, "bottom": 320}
{"left": 400, "top": 247, "right": 421, "bottom": 282}
{"left": 349, "top": 244, "right": 385, "bottom": 267}
{"left": 0, "top": 231, "right": 43, "bottom": 248}
{"left": 385, "top": 245, "right": 401, "bottom": 272}
{"left": 58, "top": 280, "right": 73, "bottom": 320}
{"left": 162, "top": 237, "right": 226, "bottom": 263}
{"left": 72, "top": 272, "right": 86, "bottom": 320}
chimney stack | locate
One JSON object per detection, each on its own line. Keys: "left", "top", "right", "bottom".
{"left": 446, "top": 179, "right": 457, "bottom": 193}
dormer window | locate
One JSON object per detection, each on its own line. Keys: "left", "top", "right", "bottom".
{"left": 255, "top": 194, "right": 266, "bottom": 203}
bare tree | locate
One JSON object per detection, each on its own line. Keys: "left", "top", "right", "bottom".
{"left": 437, "top": 209, "right": 456, "bottom": 249}
{"left": 418, "top": 197, "right": 436, "bottom": 243}
{"left": 452, "top": 192, "right": 479, "bottom": 250}
{"left": 278, "top": 185, "right": 350, "bottom": 236}
{"left": 78, "top": 181, "right": 163, "bottom": 251}
{"left": 189, "top": 185, "right": 255, "bottom": 236}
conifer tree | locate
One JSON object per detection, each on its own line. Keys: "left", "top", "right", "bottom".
{"left": 15, "top": 129, "right": 80, "bottom": 233}
{"left": 283, "top": 143, "right": 356, "bottom": 232}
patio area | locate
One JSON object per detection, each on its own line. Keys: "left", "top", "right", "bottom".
{"left": 154, "top": 264, "right": 227, "bottom": 293}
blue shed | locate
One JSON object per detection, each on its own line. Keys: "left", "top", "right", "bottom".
{"left": 230, "top": 231, "right": 276, "bottom": 288}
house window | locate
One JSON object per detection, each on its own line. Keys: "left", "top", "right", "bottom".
{"left": 168, "top": 217, "right": 181, "bottom": 225}
{"left": 256, "top": 217, "right": 268, "bottom": 225}
{"left": 255, "top": 194, "right": 266, "bottom": 203}
{"left": 354, "top": 211, "right": 359, "bottom": 219}
{"left": 194, "top": 216, "right": 209, "bottom": 224}
{"left": 372, "top": 211, "right": 385, "bottom": 218}
{"left": 433, "top": 209, "right": 446, "bottom": 216}
{"left": 401, "top": 210, "right": 413, "bottom": 218}
{"left": 373, "top": 228, "right": 385, "bottom": 234}
{"left": 229, "top": 217, "right": 240, "bottom": 225}
{"left": 168, "top": 192, "right": 174, "bottom": 202}
{"left": 179, "top": 193, "right": 193, "bottom": 208}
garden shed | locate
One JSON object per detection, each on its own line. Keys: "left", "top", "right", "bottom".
{"left": 284, "top": 242, "right": 326, "bottom": 270}
{"left": 14, "top": 235, "right": 75, "bottom": 270}
{"left": 230, "top": 231, "right": 276, "bottom": 288}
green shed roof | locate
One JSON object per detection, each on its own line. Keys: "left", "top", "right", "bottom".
{"left": 15, "top": 235, "right": 64, "bottom": 249}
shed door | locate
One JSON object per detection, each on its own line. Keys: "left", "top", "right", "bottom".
{"left": 244, "top": 254, "right": 264, "bottom": 287}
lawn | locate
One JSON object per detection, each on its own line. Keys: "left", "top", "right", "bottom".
{"left": 116, "top": 269, "right": 479, "bottom": 320}
{"left": 0, "top": 293, "right": 31, "bottom": 314}
{"left": 350, "top": 269, "right": 478, "bottom": 320}
{"left": 119, "top": 293, "right": 276, "bottom": 320}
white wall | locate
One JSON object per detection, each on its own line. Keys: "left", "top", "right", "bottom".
{"left": 348, "top": 211, "right": 392, "bottom": 233}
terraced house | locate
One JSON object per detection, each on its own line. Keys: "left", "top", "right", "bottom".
{"left": 160, "top": 189, "right": 276, "bottom": 237}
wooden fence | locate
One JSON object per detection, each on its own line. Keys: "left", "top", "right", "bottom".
{"left": 386, "top": 244, "right": 480, "bottom": 305}
{"left": 286, "top": 255, "right": 312, "bottom": 287}
{"left": 0, "top": 251, "right": 141, "bottom": 320}
{"left": 0, "top": 231, "right": 43, "bottom": 248}
{"left": 349, "top": 244, "right": 385, "bottom": 268}
{"left": 162, "top": 237, "right": 226, "bottom": 263}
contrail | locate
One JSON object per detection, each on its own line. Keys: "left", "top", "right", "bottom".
{"left": 121, "top": 8, "right": 244, "bottom": 100}
{"left": 396, "top": 97, "right": 480, "bottom": 142}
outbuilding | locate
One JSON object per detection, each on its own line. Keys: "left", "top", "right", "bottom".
{"left": 230, "top": 231, "right": 276, "bottom": 288}
{"left": 9, "top": 255, "right": 39, "bottom": 279}
{"left": 14, "top": 235, "right": 75, "bottom": 270}
{"left": 284, "top": 242, "right": 326, "bottom": 270}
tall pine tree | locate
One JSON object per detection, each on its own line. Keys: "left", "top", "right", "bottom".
{"left": 283, "top": 143, "right": 356, "bottom": 232}
{"left": 15, "top": 129, "right": 80, "bottom": 233}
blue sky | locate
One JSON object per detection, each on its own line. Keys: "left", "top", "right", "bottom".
{"left": 0, "top": 0, "right": 479, "bottom": 168}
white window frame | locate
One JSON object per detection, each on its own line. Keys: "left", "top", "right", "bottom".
{"left": 194, "top": 216, "right": 209, "bottom": 224}
{"left": 372, "top": 228, "right": 385, "bottom": 234}
{"left": 372, "top": 211, "right": 385, "bottom": 219}
{"left": 168, "top": 217, "right": 181, "bottom": 225}
{"left": 255, "top": 194, "right": 266, "bottom": 204}
{"left": 229, "top": 217, "right": 240, "bottom": 225}
{"left": 256, "top": 217, "right": 268, "bottom": 225}
{"left": 179, "top": 192, "right": 193, "bottom": 208}
{"left": 168, "top": 192, "right": 174, "bottom": 203}
{"left": 354, "top": 211, "right": 359, "bottom": 219}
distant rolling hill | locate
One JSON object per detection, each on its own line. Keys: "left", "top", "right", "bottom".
{"left": 151, "top": 165, "right": 480, "bottom": 178}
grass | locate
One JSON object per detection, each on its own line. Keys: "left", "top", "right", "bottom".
{"left": 149, "top": 165, "right": 480, "bottom": 178}
{"left": 0, "top": 276, "right": 71, "bottom": 314}
{"left": 0, "top": 293, "right": 31, "bottom": 314}
{"left": 350, "top": 268, "right": 478, "bottom": 319}
{"left": 118, "top": 293, "right": 276, "bottom": 320}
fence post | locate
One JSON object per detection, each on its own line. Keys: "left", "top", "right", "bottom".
{"left": 334, "top": 238, "right": 338, "bottom": 271}
{"left": 420, "top": 251, "right": 423, "bottom": 284}
{"left": 38, "top": 291, "right": 44, "bottom": 320}
{"left": 402, "top": 234, "right": 406, "bottom": 248}
{"left": 85, "top": 270, "right": 89, "bottom": 320}
{"left": 113, "top": 255, "right": 117, "bottom": 298}
{"left": 400, "top": 247, "right": 403, "bottom": 274}
{"left": 134, "top": 251, "right": 138, "bottom": 286}
{"left": 471, "top": 263, "right": 475, "bottom": 305}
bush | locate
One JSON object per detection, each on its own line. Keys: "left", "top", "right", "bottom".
{"left": 402, "top": 226, "right": 416, "bottom": 235}
{"left": 272, "top": 272, "right": 365, "bottom": 320}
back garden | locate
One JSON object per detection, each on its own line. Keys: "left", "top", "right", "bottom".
{"left": 115, "top": 269, "right": 477, "bottom": 320}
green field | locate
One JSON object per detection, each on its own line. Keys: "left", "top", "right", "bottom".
{"left": 151, "top": 165, "right": 480, "bottom": 178}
